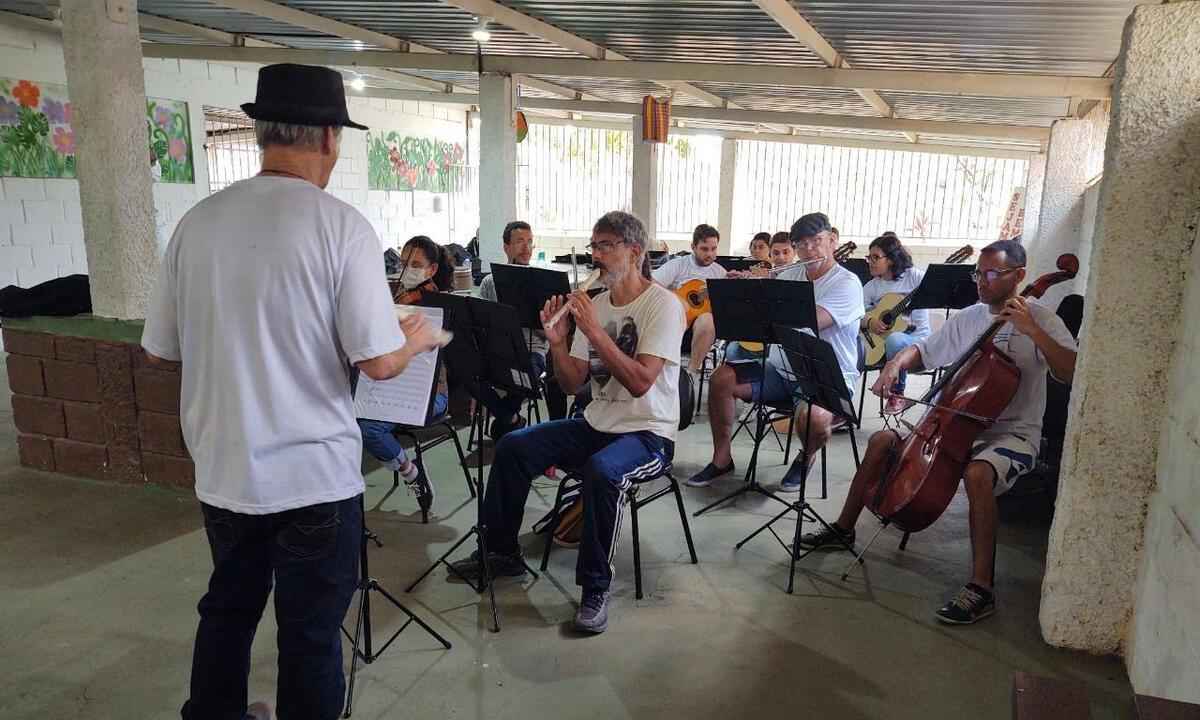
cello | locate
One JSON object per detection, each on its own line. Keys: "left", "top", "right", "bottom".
{"left": 862, "top": 253, "right": 1079, "bottom": 534}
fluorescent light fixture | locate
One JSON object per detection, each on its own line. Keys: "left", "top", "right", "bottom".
{"left": 349, "top": 76, "right": 366, "bottom": 91}
{"left": 471, "top": 28, "right": 491, "bottom": 43}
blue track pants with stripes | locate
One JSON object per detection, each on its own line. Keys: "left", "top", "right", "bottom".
{"left": 482, "top": 417, "right": 674, "bottom": 592}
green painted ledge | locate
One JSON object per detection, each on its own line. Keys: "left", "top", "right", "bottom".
{"left": 1, "top": 315, "right": 145, "bottom": 344}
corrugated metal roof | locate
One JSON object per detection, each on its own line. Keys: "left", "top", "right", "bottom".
{"left": 691, "top": 82, "right": 880, "bottom": 117}
{"left": 880, "top": 92, "right": 1069, "bottom": 128}
{"left": 791, "top": 0, "right": 1138, "bottom": 76}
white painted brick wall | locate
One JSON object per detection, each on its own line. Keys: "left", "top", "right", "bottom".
{"left": 0, "top": 22, "right": 469, "bottom": 305}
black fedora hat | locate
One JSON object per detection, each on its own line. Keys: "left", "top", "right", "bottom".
{"left": 241, "top": 63, "right": 368, "bottom": 131}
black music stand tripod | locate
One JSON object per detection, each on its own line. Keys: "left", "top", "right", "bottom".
{"left": 735, "top": 326, "right": 860, "bottom": 594}
{"left": 404, "top": 294, "right": 539, "bottom": 632}
{"left": 693, "top": 278, "right": 818, "bottom": 519}
{"left": 342, "top": 493, "right": 452, "bottom": 717}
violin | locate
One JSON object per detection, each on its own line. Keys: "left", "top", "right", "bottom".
{"left": 863, "top": 253, "right": 1079, "bottom": 533}
{"left": 390, "top": 276, "right": 436, "bottom": 306}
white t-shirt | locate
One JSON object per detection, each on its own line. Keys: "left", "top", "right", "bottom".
{"left": 142, "top": 176, "right": 404, "bottom": 514}
{"left": 652, "top": 254, "right": 727, "bottom": 290}
{"left": 863, "top": 267, "right": 932, "bottom": 339}
{"left": 914, "top": 302, "right": 1077, "bottom": 449}
{"left": 570, "top": 283, "right": 686, "bottom": 442}
{"left": 768, "top": 262, "right": 866, "bottom": 397}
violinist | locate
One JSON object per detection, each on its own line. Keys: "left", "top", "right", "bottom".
{"left": 360, "top": 235, "right": 452, "bottom": 512}
{"left": 799, "top": 240, "right": 1078, "bottom": 625}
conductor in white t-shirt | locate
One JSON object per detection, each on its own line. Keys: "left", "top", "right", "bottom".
{"left": 651, "top": 223, "right": 727, "bottom": 381}
{"left": 450, "top": 211, "right": 686, "bottom": 635}
{"left": 797, "top": 240, "right": 1078, "bottom": 626}
{"left": 142, "top": 64, "right": 439, "bottom": 720}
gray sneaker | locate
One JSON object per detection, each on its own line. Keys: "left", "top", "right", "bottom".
{"left": 574, "top": 589, "right": 610, "bottom": 634}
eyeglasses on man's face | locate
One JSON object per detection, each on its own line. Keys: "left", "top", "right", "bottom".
{"left": 970, "top": 266, "right": 1023, "bottom": 283}
{"left": 587, "top": 239, "right": 628, "bottom": 254}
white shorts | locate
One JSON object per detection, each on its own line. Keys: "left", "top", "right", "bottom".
{"left": 971, "top": 434, "right": 1038, "bottom": 496}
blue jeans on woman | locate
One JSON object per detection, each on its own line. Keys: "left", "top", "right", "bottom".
{"left": 182, "top": 495, "right": 362, "bottom": 720}
{"left": 358, "top": 393, "right": 448, "bottom": 465}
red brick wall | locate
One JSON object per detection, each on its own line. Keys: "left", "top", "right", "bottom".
{"left": 5, "top": 327, "right": 194, "bottom": 489}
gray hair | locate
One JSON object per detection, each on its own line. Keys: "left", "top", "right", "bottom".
{"left": 593, "top": 210, "right": 647, "bottom": 250}
{"left": 254, "top": 120, "right": 341, "bottom": 150}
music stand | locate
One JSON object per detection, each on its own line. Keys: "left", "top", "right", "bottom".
{"left": 840, "top": 258, "right": 872, "bottom": 286}
{"left": 489, "top": 263, "right": 570, "bottom": 331}
{"left": 733, "top": 325, "right": 859, "bottom": 594}
{"left": 404, "top": 293, "right": 540, "bottom": 632}
{"left": 693, "top": 278, "right": 817, "bottom": 519}
{"left": 716, "top": 256, "right": 759, "bottom": 272}
{"left": 906, "top": 263, "right": 979, "bottom": 311}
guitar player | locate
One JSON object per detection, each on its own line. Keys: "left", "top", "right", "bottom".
{"left": 860, "top": 233, "right": 931, "bottom": 414}
{"left": 651, "top": 223, "right": 727, "bottom": 386}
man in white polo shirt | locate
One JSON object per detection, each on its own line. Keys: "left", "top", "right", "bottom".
{"left": 142, "top": 64, "right": 438, "bottom": 720}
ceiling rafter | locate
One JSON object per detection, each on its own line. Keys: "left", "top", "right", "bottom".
{"left": 752, "top": 0, "right": 916, "bottom": 142}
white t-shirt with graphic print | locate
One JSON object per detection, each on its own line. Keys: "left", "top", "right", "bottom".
{"left": 652, "top": 254, "right": 728, "bottom": 290}
{"left": 768, "top": 262, "right": 866, "bottom": 397}
{"left": 913, "top": 301, "right": 1077, "bottom": 450}
{"left": 570, "top": 283, "right": 687, "bottom": 442}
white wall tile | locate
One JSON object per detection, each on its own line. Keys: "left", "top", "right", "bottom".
{"left": 17, "top": 264, "right": 58, "bottom": 288}
{"left": 52, "top": 223, "right": 84, "bottom": 246}
{"left": 22, "top": 199, "right": 65, "bottom": 224}
{"left": 0, "top": 268, "right": 18, "bottom": 288}
{"left": 42, "top": 179, "right": 80, "bottom": 203}
{"left": 0, "top": 199, "right": 24, "bottom": 225}
{"left": 9, "top": 223, "right": 53, "bottom": 247}
{"left": 0, "top": 245, "right": 35, "bottom": 269}
{"left": 62, "top": 199, "right": 82, "bottom": 225}
{"left": 33, "top": 244, "right": 72, "bottom": 269}
{"left": 2, "top": 177, "right": 46, "bottom": 201}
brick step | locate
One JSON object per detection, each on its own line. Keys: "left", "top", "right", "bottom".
{"left": 1012, "top": 672, "right": 1091, "bottom": 720}
{"left": 1136, "top": 695, "right": 1200, "bottom": 720}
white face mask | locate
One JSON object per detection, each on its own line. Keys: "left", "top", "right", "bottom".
{"left": 401, "top": 267, "right": 429, "bottom": 288}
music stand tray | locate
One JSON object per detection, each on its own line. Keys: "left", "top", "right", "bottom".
{"left": 733, "top": 325, "right": 860, "bottom": 593}
{"left": 907, "top": 263, "right": 979, "bottom": 311}
{"left": 406, "top": 293, "right": 540, "bottom": 631}
{"left": 488, "top": 263, "right": 570, "bottom": 331}
{"left": 840, "top": 258, "right": 872, "bottom": 286}
{"left": 692, "top": 279, "right": 817, "bottom": 520}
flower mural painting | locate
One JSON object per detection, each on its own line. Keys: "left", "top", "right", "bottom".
{"left": 367, "top": 130, "right": 464, "bottom": 192}
{"left": 146, "top": 97, "right": 194, "bottom": 184}
{"left": 0, "top": 79, "right": 194, "bottom": 183}
{"left": 0, "top": 78, "right": 76, "bottom": 178}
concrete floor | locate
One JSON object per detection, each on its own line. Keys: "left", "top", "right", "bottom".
{"left": 0, "top": 355, "right": 1134, "bottom": 720}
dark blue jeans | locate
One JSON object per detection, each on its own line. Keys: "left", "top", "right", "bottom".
{"left": 182, "top": 495, "right": 362, "bottom": 720}
{"left": 482, "top": 418, "right": 673, "bottom": 591}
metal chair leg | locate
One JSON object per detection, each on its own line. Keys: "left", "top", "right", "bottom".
{"left": 848, "top": 426, "right": 861, "bottom": 469}
{"left": 540, "top": 475, "right": 574, "bottom": 571}
{"left": 858, "top": 368, "right": 869, "bottom": 423}
{"left": 899, "top": 532, "right": 911, "bottom": 551}
{"left": 670, "top": 475, "right": 699, "bottom": 564}
{"left": 630, "top": 490, "right": 643, "bottom": 600}
{"left": 783, "top": 412, "right": 795, "bottom": 464}
{"left": 445, "top": 420, "right": 476, "bottom": 498}
{"left": 820, "top": 445, "right": 828, "bottom": 500}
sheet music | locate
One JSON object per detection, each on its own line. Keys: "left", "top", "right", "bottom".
{"left": 353, "top": 305, "right": 443, "bottom": 426}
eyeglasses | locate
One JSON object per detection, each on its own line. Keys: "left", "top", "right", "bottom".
{"left": 587, "top": 239, "right": 628, "bottom": 254}
{"left": 867, "top": 254, "right": 887, "bottom": 262}
{"left": 970, "top": 267, "right": 1023, "bottom": 283}
{"left": 794, "top": 237, "right": 825, "bottom": 249}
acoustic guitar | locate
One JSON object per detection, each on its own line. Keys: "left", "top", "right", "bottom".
{"left": 675, "top": 241, "right": 857, "bottom": 328}
{"left": 859, "top": 245, "right": 974, "bottom": 367}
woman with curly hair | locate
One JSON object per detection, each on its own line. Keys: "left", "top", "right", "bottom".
{"left": 861, "top": 233, "right": 931, "bottom": 413}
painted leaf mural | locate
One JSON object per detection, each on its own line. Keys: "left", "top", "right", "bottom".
{"left": 0, "top": 78, "right": 77, "bottom": 178}
{"left": 0, "top": 78, "right": 195, "bottom": 184}
{"left": 147, "top": 97, "right": 194, "bottom": 184}
{"left": 368, "top": 131, "right": 465, "bottom": 192}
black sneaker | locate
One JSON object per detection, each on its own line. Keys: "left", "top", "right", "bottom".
{"left": 489, "top": 414, "right": 527, "bottom": 441}
{"left": 685, "top": 461, "right": 735, "bottom": 488}
{"left": 797, "top": 523, "right": 856, "bottom": 551}
{"left": 935, "top": 583, "right": 996, "bottom": 625}
{"left": 447, "top": 549, "right": 527, "bottom": 585}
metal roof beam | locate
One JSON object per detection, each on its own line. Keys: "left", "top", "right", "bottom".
{"left": 139, "top": 45, "right": 1112, "bottom": 99}
{"left": 752, "top": 0, "right": 916, "bottom": 142}
{"left": 206, "top": 0, "right": 411, "bottom": 51}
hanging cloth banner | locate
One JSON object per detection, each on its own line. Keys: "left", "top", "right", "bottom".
{"left": 641, "top": 95, "right": 670, "bottom": 143}
{"left": 515, "top": 111, "right": 529, "bottom": 143}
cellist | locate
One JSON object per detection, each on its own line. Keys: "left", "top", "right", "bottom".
{"left": 800, "top": 240, "right": 1078, "bottom": 625}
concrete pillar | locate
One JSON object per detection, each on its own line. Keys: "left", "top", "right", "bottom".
{"left": 1040, "top": 1, "right": 1200, "bottom": 667}
{"left": 1021, "top": 152, "right": 1046, "bottom": 247}
{"left": 1027, "top": 109, "right": 1109, "bottom": 309}
{"left": 477, "top": 73, "right": 516, "bottom": 270}
{"left": 716, "top": 138, "right": 738, "bottom": 254}
{"left": 630, "top": 114, "right": 659, "bottom": 246}
{"left": 60, "top": 0, "right": 157, "bottom": 319}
